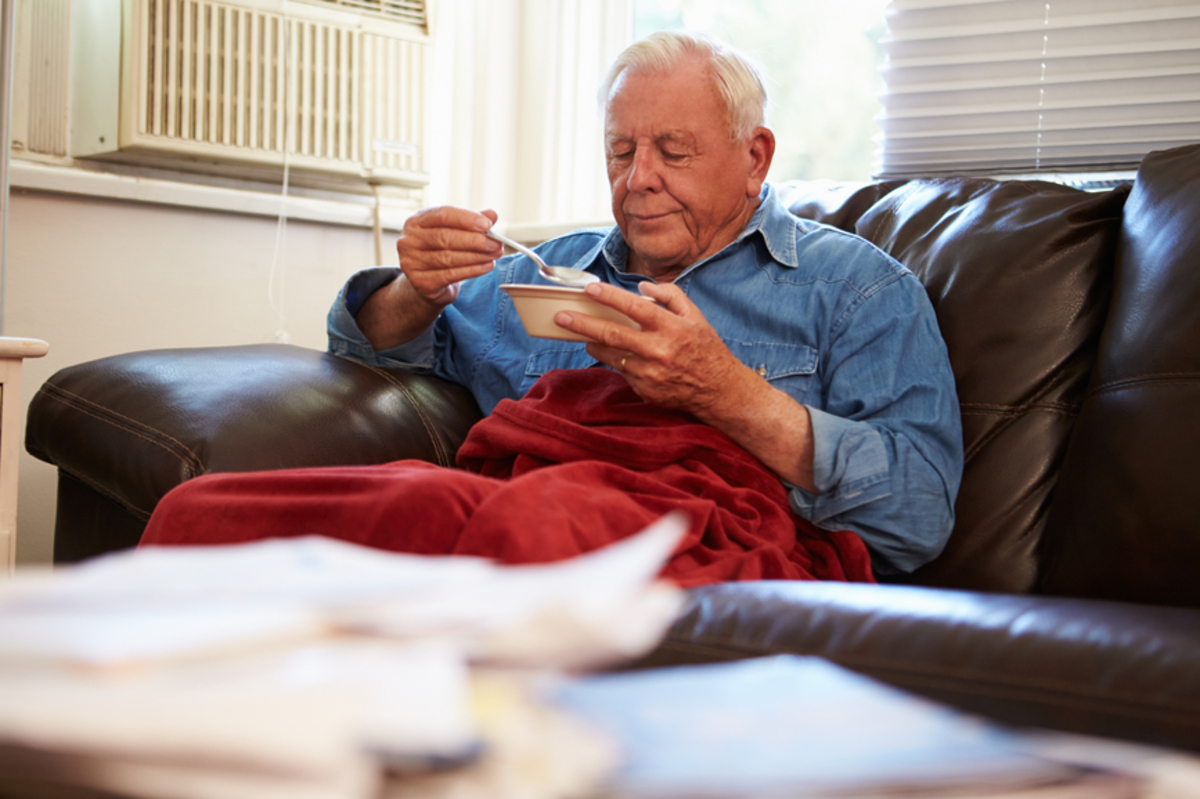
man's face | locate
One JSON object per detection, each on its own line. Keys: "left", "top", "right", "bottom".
{"left": 604, "top": 57, "right": 773, "bottom": 280}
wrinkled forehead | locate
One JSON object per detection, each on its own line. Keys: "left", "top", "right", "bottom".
{"left": 603, "top": 60, "right": 732, "bottom": 137}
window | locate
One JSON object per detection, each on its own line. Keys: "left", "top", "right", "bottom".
{"left": 633, "top": 0, "right": 890, "bottom": 182}
{"left": 875, "top": 0, "right": 1200, "bottom": 180}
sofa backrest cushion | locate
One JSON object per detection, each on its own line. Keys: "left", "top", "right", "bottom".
{"left": 775, "top": 180, "right": 907, "bottom": 233}
{"left": 1040, "top": 144, "right": 1200, "bottom": 607}
{"left": 852, "top": 179, "right": 1130, "bottom": 592}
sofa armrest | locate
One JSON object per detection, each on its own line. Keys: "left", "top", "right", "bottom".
{"left": 630, "top": 581, "right": 1200, "bottom": 754}
{"left": 26, "top": 344, "right": 483, "bottom": 556}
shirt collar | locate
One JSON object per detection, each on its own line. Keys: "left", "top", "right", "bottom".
{"left": 751, "top": 183, "right": 802, "bottom": 269}
{"left": 593, "top": 183, "right": 800, "bottom": 279}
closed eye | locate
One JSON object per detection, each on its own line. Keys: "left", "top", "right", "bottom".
{"left": 657, "top": 133, "right": 695, "bottom": 162}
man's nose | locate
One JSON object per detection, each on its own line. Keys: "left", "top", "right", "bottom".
{"left": 627, "top": 149, "right": 663, "bottom": 192}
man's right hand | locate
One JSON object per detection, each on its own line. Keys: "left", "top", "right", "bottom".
{"left": 396, "top": 207, "right": 503, "bottom": 307}
{"left": 357, "top": 207, "right": 503, "bottom": 351}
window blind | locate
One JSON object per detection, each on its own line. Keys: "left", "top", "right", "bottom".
{"left": 874, "top": 0, "right": 1200, "bottom": 178}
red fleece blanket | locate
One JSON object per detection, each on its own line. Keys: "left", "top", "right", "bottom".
{"left": 141, "top": 368, "right": 874, "bottom": 587}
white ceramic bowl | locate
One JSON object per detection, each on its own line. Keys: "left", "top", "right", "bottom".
{"left": 500, "top": 284, "right": 642, "bottom": 342}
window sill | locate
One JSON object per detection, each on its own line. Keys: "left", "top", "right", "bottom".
{"left": 9, "top": 157, "right": 423, "bottom": 231}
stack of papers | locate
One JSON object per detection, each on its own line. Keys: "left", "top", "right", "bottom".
{"left": 0, "top": 514, "right": 688, "bottom": 799}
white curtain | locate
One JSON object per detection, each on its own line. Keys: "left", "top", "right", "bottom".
{"left": 874, "top": 0, "right": 1200, "bottom": 178}
{"left": 427, "top": 0, "right": 630, "bottom": 237}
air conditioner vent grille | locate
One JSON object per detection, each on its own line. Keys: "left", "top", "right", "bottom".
{"left": 292, "top": 0, "right": 427, "bottom": 29}
{"left": 131, "top": 0, "right": 427, "bottom": 186}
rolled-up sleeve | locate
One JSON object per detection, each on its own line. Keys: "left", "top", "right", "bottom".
{"left": 794, "top": 408, "right": 893, "bottom": 518}
{"left": 325, "top": 266, "right": 436, "bottom": 369}
{"left": 787, "top": 274, "right": 963, "bottom": 576}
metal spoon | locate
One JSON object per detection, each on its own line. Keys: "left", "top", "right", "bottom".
{"left": 486, "top": 229, "right": 599, "bottom": 288}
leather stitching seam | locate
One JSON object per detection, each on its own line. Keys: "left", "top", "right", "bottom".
{"left": 61, "top": 469, "right": 155, "bottom": 522}
{"left": 35, "top": 384, "right": 205, "bottom": 477}
{"left": 357, "top": 364, "right": 448, "bottom": 467}
{"left": 1088, "top": 372, "right": 1200, "bottom": 399}
{"left": 960, "top": 401, "right": 1079, "bottom": 417}
{"left": 959, "top": 400, "right": 1079, "bottom": 461}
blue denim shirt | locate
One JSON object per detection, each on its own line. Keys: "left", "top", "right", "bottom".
{"left": 328, "top": 185, "right": 963, "bottom": 575}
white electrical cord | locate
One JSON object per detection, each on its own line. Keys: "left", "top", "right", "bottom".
{"left": 267, "top": 156, "right": 291, "bottom": 344}
{"left": 371, "top": 183, "right": 384, "bottom": 265}
{"left": 267, "top": 12, "right": 292, "bottom": 344}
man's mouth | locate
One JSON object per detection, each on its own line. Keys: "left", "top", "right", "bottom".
{"left": 627, "top": 210, "right": 676, "bottom": 223}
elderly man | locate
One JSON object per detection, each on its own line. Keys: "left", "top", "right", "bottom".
{"left": 144, "top": 31, "right": 962, "bottom": 583}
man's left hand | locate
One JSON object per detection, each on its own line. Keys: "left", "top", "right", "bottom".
{"left": 553, "top": 281, "right": 817, "bottom": 492}
{"left": 555, "top": 281, "right": 753, "bottom": 424}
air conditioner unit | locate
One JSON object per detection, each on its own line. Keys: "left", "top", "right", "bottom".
{"left": 71, "top": 0, "right": 431, "bottom": 190}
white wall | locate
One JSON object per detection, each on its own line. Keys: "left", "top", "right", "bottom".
{"left": 9, "top": 190, "right": 379, "bottom": 564}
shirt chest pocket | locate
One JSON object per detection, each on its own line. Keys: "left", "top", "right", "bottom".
{"left": 519, "top": 345, "right": 595, "bottom": 395}
{"left": 724, "top": 341, "right": 820, "bottom": 404}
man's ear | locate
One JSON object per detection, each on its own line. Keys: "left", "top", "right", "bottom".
{"left": 746, "top": 127, "right": 776, "bottom": 196}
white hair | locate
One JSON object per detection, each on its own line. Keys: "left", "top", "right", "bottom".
{"left": 598, "top": 30, "right": 769, "bottom": 140}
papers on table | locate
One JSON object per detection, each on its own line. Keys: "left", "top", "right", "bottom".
{"left": 0, "top": 513, "right": 687, "bottom": 799}
{"left": 0, "top": 510, "right": 688, "bottom": 671}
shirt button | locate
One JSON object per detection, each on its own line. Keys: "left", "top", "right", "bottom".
{"left": 755, "top": 365, "right": 769, "bottom": 377}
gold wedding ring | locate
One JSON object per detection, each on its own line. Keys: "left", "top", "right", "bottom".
{"left": 619, "top": 354, "right": 630, "bottom": 371}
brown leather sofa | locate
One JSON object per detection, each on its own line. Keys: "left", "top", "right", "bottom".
{"left": 26, "top": 144, "right": 1200, "bottom": 754}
